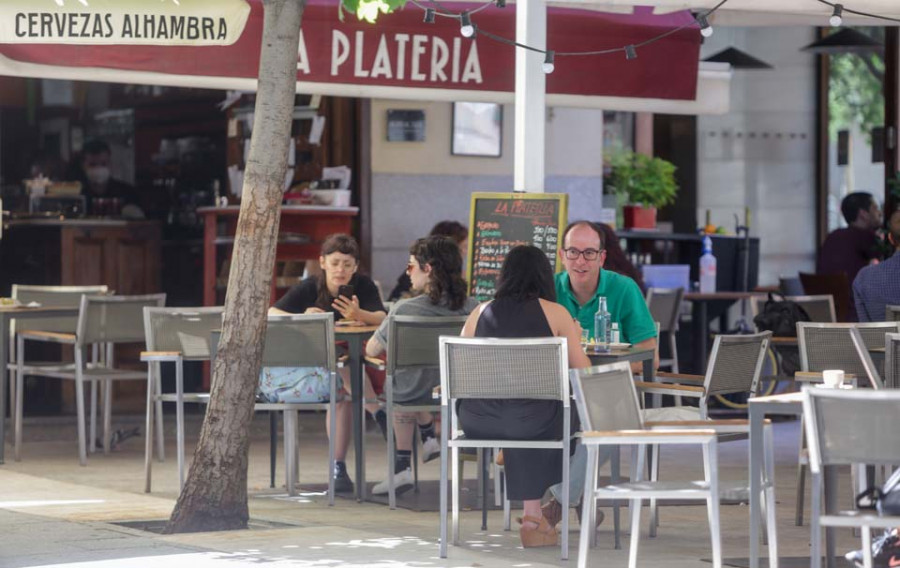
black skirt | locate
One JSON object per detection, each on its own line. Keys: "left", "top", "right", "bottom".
{"left": 458, "top": 398, "right": 566, "bottom": 501}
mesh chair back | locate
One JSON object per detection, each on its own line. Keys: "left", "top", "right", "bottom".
{"left": 884, "top": 333, "right": 900, "bottom": 389}
{"left": 704, "top": 331, "right": 771, "bottom": 397}
{"left": 440, "top": 337, "right": 568, "bottom": 402}
{"left": 887, "top": 305, "right": 900, "bottom": 322}
{"left": 646, "top": 288, "right": 684, "bottom": 333}
{"left": 571, "top": 362, "right": 642, "bottom": 432}
{"left": 803, "top": 388, "right": 900, "bottom": 470}
{"left": 798, "top": 322, "right": 899, "bottom": 379}
{"left": 78, "top": 294, "right": 165, "bottom": 345}
{"left": 143, "top": 306, "right": 225, "bottom": 360}
{"left": 262, "top": 313, "right": 335, "bottom": 371}
{"left": 11, "top": 284, "right": 108, "bottom": 334}
{"left": 386, "top": 315, "right": 468, "bottom": 373}
{"left": 787, "top": 295, "right": 836, "bottom": 323}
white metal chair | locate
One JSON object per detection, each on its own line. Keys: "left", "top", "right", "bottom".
{"left": 634, "top": 331, "right": 776, "bottom": 542}
{"left": 141, "top": 306, "right": 224, "bottom": 492}
{"left": 802, "top": 387, "right": 900, "bottom": 568}
{"left": 8, "top": 284, "right": 109, "bottom": 427}
{"left": 438, "top": 336, "right": 571, "bottom": 559}
{"left": 381, "top": 314, "right": 468, "bottom": 509}
{"left": 212, "top": 313, "right": 341, "bottom": 503}
{"left": 572, "top": 362, "right": 723, "bottom": 568}
{"left": 788, "top": 294, "right": 837, "bottom": 323}
{"left": 645, "top": 287, "right": 684, "bottom": 373}
{"left": 15, "top": 293, "right": 165, "bottom": 465}
{"left": 794, "top": 322, "right": 898, "bottom": 525}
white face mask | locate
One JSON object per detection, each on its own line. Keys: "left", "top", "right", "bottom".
{"left": 86, "top": 166, "right": 111, "bottom": 185}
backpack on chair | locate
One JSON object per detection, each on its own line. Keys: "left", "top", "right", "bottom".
{"left": 753, "top": 293, "right": 811, "bottom": 337}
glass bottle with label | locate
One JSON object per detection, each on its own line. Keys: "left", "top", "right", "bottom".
{"left": 594, "top": 296, "right": 611, "bottom": 352}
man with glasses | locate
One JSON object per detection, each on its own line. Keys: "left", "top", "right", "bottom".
{"left": 556, "top": 221, "right": 658, "bottom": 363}
{"left": 537, "top": 221, "right": 659, "bottom": 533}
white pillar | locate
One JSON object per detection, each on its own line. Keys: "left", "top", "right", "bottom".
{"left": 513, "top": 0, "right": 546, "bottom": 193}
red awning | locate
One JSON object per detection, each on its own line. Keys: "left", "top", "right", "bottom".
{"left": 0, "top": 1, "right": 699, "bottom": 101}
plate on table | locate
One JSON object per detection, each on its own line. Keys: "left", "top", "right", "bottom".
{"left": 336, "top": 319, "right": 365, "bottom": 327}
{"left": 609, "top": 342, "right": 631, "bottom": 350}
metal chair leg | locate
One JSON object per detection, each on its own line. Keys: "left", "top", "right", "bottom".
{"left": 269, "top": 411, "right": 277, "bottom": 489}
{"left": 144, "top": 366, "right": 154, "bottom": 493}
{"left": 704, "top": 442, "right": 722, "bottom": 568}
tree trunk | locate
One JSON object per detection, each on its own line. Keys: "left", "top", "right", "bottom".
{"left": 165, "top": 0, "right": 305, "bottom": 533}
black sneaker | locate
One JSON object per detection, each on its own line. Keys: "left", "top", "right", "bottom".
{"left": 846, "top": 530, "right": 899, "bottom": 568}
{"left": 374, "top": 409, "right": 388, "bottom": 441}
{"left": 333, "top": 462, "right": 354, "bottom": 493}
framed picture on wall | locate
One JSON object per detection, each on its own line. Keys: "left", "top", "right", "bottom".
{"left": 451, "top": 102, "right": 502, "bottom": 157}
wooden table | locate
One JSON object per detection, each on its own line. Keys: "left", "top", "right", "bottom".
{"left": 0, "top": 305, "right": 80, "bottom": 464}
{"left": 684, "top": 291, "right": 766, "bottom": 373}
{"left": 335, "top": 323, "right": 378, "bottom": 501}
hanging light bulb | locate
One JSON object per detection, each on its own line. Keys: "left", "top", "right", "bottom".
{"left": 829, "top": 4, "right": 843, "bottom": 27}
{"left": 625, "top": 45, "right": 637, "bottom": 60}
{"left": 460, "top": 12, "right": 475, "bottom": 38}
{"left": 424, "top": 8, "right": 435, "bottom": 24}
{"left": 542, "top": 51, "right": 555, "bottom": 74}
{"left": 696, "top": 14, "right": 713, "bottom": 38}
{"left": 495, "top": 0, "right": 506, "bottom": 7}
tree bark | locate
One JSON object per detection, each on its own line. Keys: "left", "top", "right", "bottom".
{"left": 165, "top": 0, "right": 305, "bottom": 533}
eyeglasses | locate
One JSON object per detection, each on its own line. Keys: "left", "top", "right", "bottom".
{"left": 405, "top": 262, "right": 417, "bottom": 275}
{"left": 563, "top": 247, "right": 602, "bottom": 261}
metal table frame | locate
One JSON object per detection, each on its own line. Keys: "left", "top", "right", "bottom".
{"left": 749, "top": 392, "right": 839, "bottom": 568}
{"left": 335, "top": 325, "right": 376, "bottom": 502}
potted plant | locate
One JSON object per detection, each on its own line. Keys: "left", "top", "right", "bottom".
{"left": 606, "top": 148, "right": 678, "bottom": 230}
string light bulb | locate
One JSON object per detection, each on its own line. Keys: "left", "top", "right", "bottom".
{"left": 625, "top": 44, "right": 637, "bottom": 60}
{"left": 460, "top": 12, "right": 475, "bottom": 38}
{"left": 696, "top": 14, "right": 713, "bottom": 37}
{"left": 423, "top": 8, "right": 435, "bottom": 23}
{"left": 829, "top": 4, "right": 843, "bottom": 26}
{"left": 542, "top": 51, "right": 555, "bottom": 74}
{"left": 495, "top": 0, "right": 506, "bottom": 7}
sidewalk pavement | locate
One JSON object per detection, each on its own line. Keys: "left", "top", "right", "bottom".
{"left": 0, "top": 412, "right": 861, "bottom": 567}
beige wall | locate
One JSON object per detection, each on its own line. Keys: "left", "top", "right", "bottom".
{"left": 370, "top": 99, "right": 605, "bottom": 177}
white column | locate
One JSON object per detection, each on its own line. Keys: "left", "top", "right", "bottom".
{"left": 513, "top": 0, "right": 546, "bottom": 193}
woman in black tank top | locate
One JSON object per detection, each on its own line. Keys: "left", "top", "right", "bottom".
{"left": 459, "top": 246, "right": 589, "bottom": 548}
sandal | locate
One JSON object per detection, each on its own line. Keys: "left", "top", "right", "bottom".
{"left": 519, "top": 515, "right": 558, "bottom": 548}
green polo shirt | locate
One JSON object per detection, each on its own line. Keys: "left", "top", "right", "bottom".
{"left": 555, "top": 270, "right": 657, "bottom": 344}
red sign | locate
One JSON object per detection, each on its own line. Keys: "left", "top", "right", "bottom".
{"left": 0, "top": 0, "right": 699, "bottom": 100}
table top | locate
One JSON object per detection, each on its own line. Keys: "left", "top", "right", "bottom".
{"left": 684, "top": 291, "right": 767, "bottom": 301}
{"left": 0, "top": 305, "right": 79, "bottom": 314}
{"left": 750, "top": 391, "right": 805, "bottom": 405}
{"left": 586, "top": 346, "right": 655, "bottom": 360}
{"left": 335, "top": 324, "right": 378, "bottom": 335}
{"left": 769, "top": 336, "right": 799, "bottom": 345}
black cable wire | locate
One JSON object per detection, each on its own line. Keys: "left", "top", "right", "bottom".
{"left": 815, "top": 0, "right": 900, "bottom": 24}
{"left": 408, "top": 0, "right": 731, "bottom": 58}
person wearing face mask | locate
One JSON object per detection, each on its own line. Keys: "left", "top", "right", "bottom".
{"left": 75, "top": 139, "right": 142, "bottom": 217}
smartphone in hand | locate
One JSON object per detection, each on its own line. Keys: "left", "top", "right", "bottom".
{"left": 337, "top": 284, "right": 354, "bottom": 300}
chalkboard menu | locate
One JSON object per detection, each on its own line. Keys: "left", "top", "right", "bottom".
{"left": 467, "top": 192, "right": 568, "bottom": 301}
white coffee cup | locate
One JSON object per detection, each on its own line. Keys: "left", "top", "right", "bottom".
{"left": 822, "top": 369, "right": 845, "bottom": 388}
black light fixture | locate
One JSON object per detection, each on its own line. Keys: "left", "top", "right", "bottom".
{"left": 802, "top": 28, "right": 883, "bottom": 54}
{"left": 703, "top": 47, "right": 773, "bottom": 70}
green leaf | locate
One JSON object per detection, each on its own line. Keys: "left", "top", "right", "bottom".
{"left": 342, "top": 0, "right": 407, "bottom": 23}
